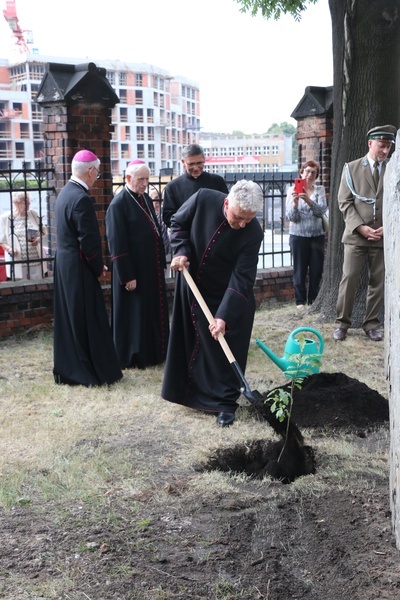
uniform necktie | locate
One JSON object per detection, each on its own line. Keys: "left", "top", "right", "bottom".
{"left": 373, "top": 161, "right": 380, "bottom": 189}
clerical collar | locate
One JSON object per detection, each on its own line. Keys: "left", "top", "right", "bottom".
{"left": 71, "top": 175, "right": 89, "bottom": 190}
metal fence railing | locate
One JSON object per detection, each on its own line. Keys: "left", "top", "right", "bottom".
{"left": 1, "top": 165, "right": 295, "bottom": 282}
{"left": 0, "top": 162, "right": 55, "bottom": 282}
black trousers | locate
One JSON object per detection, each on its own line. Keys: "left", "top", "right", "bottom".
{"left": 289, "top": 234, "right": 325, "bottom": 305}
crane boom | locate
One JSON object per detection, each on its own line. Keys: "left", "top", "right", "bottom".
{"left": 3, "top": 0, "right": 29, "bottom": 53}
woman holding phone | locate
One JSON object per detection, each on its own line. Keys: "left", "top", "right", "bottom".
{"left": 286, "top": 160, "right": 328, "bottom": 308}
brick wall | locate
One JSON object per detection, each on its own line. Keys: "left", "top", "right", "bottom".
{"left": 0, "top": 268, "right": 294, "bottom": 338}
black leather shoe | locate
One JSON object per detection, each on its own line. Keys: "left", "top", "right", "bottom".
{"left": 216, "top": 412, "right": 235, "bottom": 427}
{"left": 333, "top": 328, "right": 347, "bottom": 341}
{"left": 366, "top": 329, "right": 384, "bottom": 341}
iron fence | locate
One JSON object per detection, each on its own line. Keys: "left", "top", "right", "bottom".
{"left": 1, "top": 165, "right": 295, "bottom": 282}
{"left": 0, "top": 162, "right": 54, "bottom": 281}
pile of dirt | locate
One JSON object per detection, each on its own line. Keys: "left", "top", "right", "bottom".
{"left": 198, "top": 372, "right": 389, "bottom": 482}
{"left": 260, "top": 371, "right": 389, "bottom": 433}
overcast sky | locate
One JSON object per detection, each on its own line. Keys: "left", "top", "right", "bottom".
{"left": 0, "top": 0, "right": 333, "bottom": 133}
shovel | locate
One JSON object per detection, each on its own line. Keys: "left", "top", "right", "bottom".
{"left": 182, "top": 266, "right": 263, "bottom": 404}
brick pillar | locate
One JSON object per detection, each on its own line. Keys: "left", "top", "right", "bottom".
{"left": 36, "top": 62, "right": 119, "bottom": 266}
{"left": 296, "top": 114, "right": 333, "bottom": 198}
{"left": 291, "top": 86, "right": 334, "bottom": 200}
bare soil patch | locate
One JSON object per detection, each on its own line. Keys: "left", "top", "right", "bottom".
{"left": 0, "top": 305, "right": 398, "bottom": 599}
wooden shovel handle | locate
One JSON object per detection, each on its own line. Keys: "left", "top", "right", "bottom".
{"left": 182, "top": 266, "right": 236, "bottom": 364}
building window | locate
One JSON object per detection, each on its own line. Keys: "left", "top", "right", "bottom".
{"left": 33, "top": 142, "right": 44, "bottom": 159}
{"left": 32, "top": 123, "right": 41, "bottom": 140}
{"left": 148, "top": 162, "right": 155, "bottom": 175}
{"left": 272, "top": 146, "right": 279, "bottom": 155}
{"left": 20, "top": 123, "right": 30, "bottom": 139}
{"left": 148, "top": 144, "right": 155, "bottom": 158}
{"left": 111, "top": 142, "right": 118, "bottom": 159}
{"left": 125, "top": 126, "right": 131, "bottom": 140}
{"left": 148, "top": 127, "right": 154, "bottom": 141}
{"left": 212, "top": 166, "right": 219, "bottom": 174}
{"left": 107, "top": 71, "right": 115, "bottom": 85}
{"left": 135, "top": 73, "right": 143, "bottom": 87}
{"left": 136, "top": 108, "right": 144, "bottom": 123}
{"left": 135, "top": 90, "right": 143, "bottom": 105}
{"left": 264, "top": 146, "right": 270, "bottom": 155}
{"left": 212, "top": 148, "right": 218, "bottom": 157}
{"left": 153, "top": 92, "right": 158, "bottom": 107}
{"left": 272, "top": 163, "right": 279, "bottom": 172}
{"left": 121, "top": 143, "right": 130, "bottom": 158}
{"left": 15, "top": 142, "right": 25, "bottom": 158}
{"left": 0, "top": 141, "right": 11, "bottom": 158}
{"left": 220, "top": 147, "right": 227, "bottom": 156}
{"left": 29, "top": 64, "right": 44, "bottom": 80}
{"left": 203, "top": 148, "right": 210, "bottom": 157}
{"left": 147, "top": 109, "right": 154, "bottom": 123}
{"left": 137, "top": 144, "right": 145, "bottom": 159}
{"left": 120, "top": 107, "right": 128, "bottom": 122}
{"left": 0, "top": 123, "right": 10, "bottom": 138}
{"left": 31, "top": 103, "right": 42, "bottom": 119}
{"left": 13, "top": 102, "right": 22, "bottom": 114}
{"left": 136, "top": 126, "right": 144, "bottom": 141}
{"left": 119, "top": 72, "right": 127, "bottom": 85}
{"left": 254, "top": 146, "right": 261, "bottom": 155}
{"left": 30, "top": 84, "right": 39, "bottom": 101}
{"left": 119, "top": 88, "right": 127, "bottom": 103}
{"left": 159, "top": 94, "right": 165, "bottom": 108}
{"left": 153, "top": 75, "right": 159, "bottom": 89}
{"left": 228, "top": 147, "right": 235, "bottom": 156}
{"left": 237, "top": 147, "right": 244, "bottom": 156}
{"left": 246, "top": 147, "right": 253, "bottom": 156}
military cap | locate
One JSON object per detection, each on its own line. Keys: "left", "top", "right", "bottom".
{"left": 367, "top": 125, "right": 397, "bottom": 143}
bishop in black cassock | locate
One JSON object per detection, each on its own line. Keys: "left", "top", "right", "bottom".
{"left": 53, "top": 150, "right": 122, "bottom": 387}
{"left": 106, "top": 161, "right": 169, "bottom": 369}
{"left": 161, "top": 183, "right": 263, "bottom": 425}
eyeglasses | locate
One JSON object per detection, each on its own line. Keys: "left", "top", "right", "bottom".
{"left": 303, "top": 168, "right": 318, "bottom": 176}
{"left": 91, "top": 166, "right": 101, "bottom": 179}
{"left": 185, "top": 160, "right": 205, "bottom": 168}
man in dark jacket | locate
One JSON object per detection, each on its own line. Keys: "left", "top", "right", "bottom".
{"left": 162, "top": 144, "right": 228, "bottom": 227}
{"left": 53, "top": 150, "right": 122, "bottom": 386}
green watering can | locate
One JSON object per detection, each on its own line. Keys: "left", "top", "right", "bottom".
{"left": 255, "top": 327, "right": 324, "bottom": 378}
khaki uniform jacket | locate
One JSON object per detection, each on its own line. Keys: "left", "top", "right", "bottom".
{"left": 338, "top": 154, "right": 387, "bottom": 248}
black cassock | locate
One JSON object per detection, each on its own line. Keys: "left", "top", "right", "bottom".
{"left": 106, "top": 187, "right": 169, "bottom": 369}
{"left": 53, "top": 180, "right": 122, "bottom": 386}
{"left": 161, "top": 188, "right": 263, "bottom": 414}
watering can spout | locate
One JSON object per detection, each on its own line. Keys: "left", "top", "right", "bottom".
{"left": 255, "top": 338, "right": 290, "bottom": 372}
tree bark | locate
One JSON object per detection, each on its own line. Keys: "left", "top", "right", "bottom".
{"left": 383, "top": 132, "right": 400, "bottom": 549}
{"left": 312, "top": 0, "right": 400, "bottom": 324}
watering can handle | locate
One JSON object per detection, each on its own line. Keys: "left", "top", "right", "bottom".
{"left": 289, "top": 327, "right": 324, "bottom": 354}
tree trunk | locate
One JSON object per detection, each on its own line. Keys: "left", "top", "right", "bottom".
{"left": 384, "top": 132, "right": 400, "bottom": 549}
{"left": 312, "top": 0, "right": 400, "bottom": 324}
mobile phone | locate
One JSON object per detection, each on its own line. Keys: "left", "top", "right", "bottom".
{"left": 294, "top": 178, "right": 305, "bottom": 194}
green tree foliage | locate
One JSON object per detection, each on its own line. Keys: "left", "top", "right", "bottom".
{"left": 267, "top": 121, "right": 296, "bottom": 135}
{"left": 235, "top": 0, "right": 318, "bottom": 20}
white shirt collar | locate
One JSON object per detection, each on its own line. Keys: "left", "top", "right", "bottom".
{"left": 70, "top": 175, "right": 89, "bottom": 190}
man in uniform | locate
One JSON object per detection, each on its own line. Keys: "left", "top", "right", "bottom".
{"left": 333, "top": 124, "right": 397, "bottom": 342}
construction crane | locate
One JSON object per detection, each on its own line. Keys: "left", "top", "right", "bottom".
{"left": 3, "top": 0, "right": 31, "bottom": 53}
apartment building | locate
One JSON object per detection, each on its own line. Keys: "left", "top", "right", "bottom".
{"left": 200, "top": 132, "right": 294, "bottom": 174}
{"left": 0, "top": 55, "right": 200, "bottom": 176}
